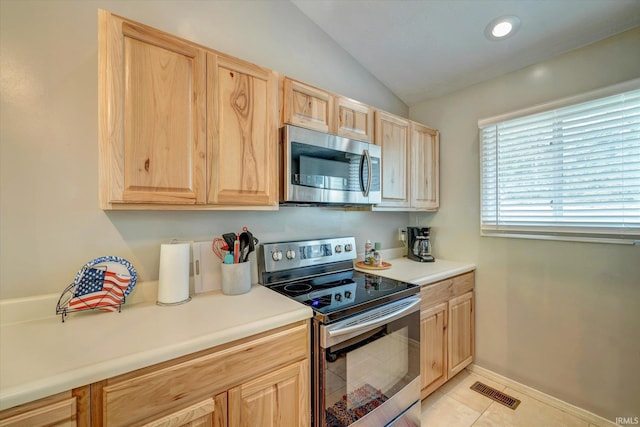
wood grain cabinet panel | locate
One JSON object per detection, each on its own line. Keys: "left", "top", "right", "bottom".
{"left": 374, "top": 110, "right": 411, "bottom": 208}
{"left": 448, "top": 291, "right": 474, "bottom": 378}
{"left": 334, "top": 96, "right": 374, "bottom": 142}
{"left": 420, "top": 272, "right": 474, "bottom": 398}
{"left": 411, "top": 122, "right": 439, "bottom": 210}
{"left": 282, "top": 79, "right": 333, "bottom": 133}
{"left": 281, "top": 78, "right": 374, "bottom": 144}
{"left": 420, "top": 302, "right": 448, "bottom": 399}
{"left": 99, "top": 9, "right": 278, "bottom": 210}
{"left": 89, "top": 322, "right": 307, "bottom": 427}
{"left": 228, "top": 359, "right": 309, "bottom": 427}
{"left": 99, "top": 10, "right": 206, "bottom": 207}
{"left": 0, "top": 387, "right": 90, "bottom": 427}
{"left": 141, "top": 398, "right": 216, "bottom": 427}
{"left": 207, "top": 54, "right": 278, "bottom": 206}
{"left": 374, "top": 111, "right": 439, "bottom": 211}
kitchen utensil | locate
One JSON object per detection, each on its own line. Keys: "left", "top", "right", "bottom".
{"left": 233, "top": 234, "right": 240, "bottom": 264}
{"left": 238, "top": 227, "right": 259, "bottom": 262}
{"left": 212, "top": 238, "right": 228, "bottom": 261}
{"left": 222, "top": 233, "right": 237, "bottom": 252}
{"left": 239, "top": 232, "right": 250, "bottom": 263}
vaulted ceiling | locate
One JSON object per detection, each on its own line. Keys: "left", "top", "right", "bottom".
{"left": 291, "top": 0, "right": 640, "bottom": 105}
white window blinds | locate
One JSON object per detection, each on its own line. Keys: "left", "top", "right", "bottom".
{"left": 479, "top": 85, "right": 640, "bottom": 242}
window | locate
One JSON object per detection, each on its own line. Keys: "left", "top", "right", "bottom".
{"left": 479, "top": 81, "right": 640, "bottom": 243}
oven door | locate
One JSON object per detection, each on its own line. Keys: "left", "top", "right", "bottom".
{"left": 314, "top": 296, "right": 421, "bottom": 427}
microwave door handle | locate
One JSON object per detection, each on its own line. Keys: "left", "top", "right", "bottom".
{"left": 360, "top": 149, "right": 372, "bottom": 197}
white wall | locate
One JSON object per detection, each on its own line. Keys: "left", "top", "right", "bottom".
{"left": 410, "top": 28, "right": 640, "bottom": 421}
{"left": 0, "top": 0, "right": 409, "bottom": 300}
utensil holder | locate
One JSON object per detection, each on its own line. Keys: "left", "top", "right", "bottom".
{"left": 221, "top": 262, "right": 251, "bottom": 295}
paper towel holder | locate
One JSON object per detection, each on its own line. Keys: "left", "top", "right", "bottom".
{"left": 157, "top": 240, "right": 192, "bottom": 306}
{"left": 157, "top": 296, "right": 191, "bottom": 307}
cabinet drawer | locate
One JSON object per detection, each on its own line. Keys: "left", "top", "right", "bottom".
{"left": 420, "top": 271, "right": 474, "bottom": 309}
{"left": 0, "top": 392, "right": 77, "bottom": 427}
{"left": 98, "top": 322, "right": 308, "bottom": 426}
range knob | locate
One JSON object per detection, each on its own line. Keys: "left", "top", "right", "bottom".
{"left": 272, "top": 250, "right": 283, "bottom": 261}
{"left": 344, "top": 291, "right": 352, "bottom": 299}
{"left": 335, "top": 245, "right": 343, "bottom": 253}
{"left": 334, "top": 293, "right": 342, "bottom": 302}
{"left": 344, "top": 243, "right": 353, "bottom": 252}
{"left": 286, "top": 249, "right": 296, "bottom": 260}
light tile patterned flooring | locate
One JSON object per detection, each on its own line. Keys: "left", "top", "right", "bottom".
{"left": 421, "top": 368, "right": 605, "bottom": 427}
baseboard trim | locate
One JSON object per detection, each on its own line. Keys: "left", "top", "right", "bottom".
{"left": 466, "top": 364, "right": 619, "bottom": 427}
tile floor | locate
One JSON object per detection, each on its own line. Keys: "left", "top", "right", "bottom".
{"left": 421, "top": 368, "right": 604, "bottom": 427}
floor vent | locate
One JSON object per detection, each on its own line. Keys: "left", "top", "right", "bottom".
{"left": 470, "top": 381, "right": 521, "bottom": 410}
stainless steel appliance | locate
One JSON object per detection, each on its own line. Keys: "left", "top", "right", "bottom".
{"left": 407, "top": 227, "right": 434, "bottom": 262}
{"left": 258, "top": 237, "right": 421, "bottom": 427}
{"left": 280, "top": 125, "right": 382, "bottom": 205}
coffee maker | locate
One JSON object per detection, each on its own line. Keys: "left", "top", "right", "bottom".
{"left": 407, "top": 227, "right": 434, "bottom": 262}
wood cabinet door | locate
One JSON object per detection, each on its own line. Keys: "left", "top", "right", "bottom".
{"left": 141, "top": 398, "right": 216, "bottom": 427}
{"left": 334, "top": 96, "right": 374, "bottom": 142}
{"left": 282, "top": 78, "right": 333, "bottom": 133}
{"left": 98, "top": 10, "right": 206, "bottom": 207}
{"left": 375, "top": 111, "right": 410, "bottom": 208}
{"left": 228, "top": 360, "right": 309, "bottom": 427}
{"left": 448, "top": 291, "right": 474, "bottom": 378}
{"left": 207, "top": 54, "right": 278, "bottom": 206}
{"left": 411, "top": 122, "right": 439, "bottom": 210}
{"left": 0, "top": 394, "right": 77, "bottom": 427}
{"left": 420, "top": 302, "right": 448, "bottom": 399}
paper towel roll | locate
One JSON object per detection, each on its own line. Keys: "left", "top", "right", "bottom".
{"left": 157, "top": 242, "right": 192, "bottom": 305}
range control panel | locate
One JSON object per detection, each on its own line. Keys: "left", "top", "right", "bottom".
{"left": 258, "top": 237, "right": 357, "bottom": 273}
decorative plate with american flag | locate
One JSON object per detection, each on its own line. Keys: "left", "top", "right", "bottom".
{"left": 56, "top": 256, "right": 138, "bottom": 321}
{"left": 73, "top": 256, "right": 137, "bottom": 297}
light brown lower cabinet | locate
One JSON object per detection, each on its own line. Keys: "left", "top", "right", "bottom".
{"left": 0, "top": 387, "right": 90, "bottom": 427}
{"left": 228, "top": 359, "right": 308, "bottom": 426}
{"left": 420, "top": 272, "right": 474, "bottom": 399}
{"left": 0, "top": 321, "right": 309, "bottom": 427}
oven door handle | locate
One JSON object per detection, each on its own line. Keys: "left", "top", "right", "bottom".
{"left": 327, "top": 296, "right": 420, "bottom": 338}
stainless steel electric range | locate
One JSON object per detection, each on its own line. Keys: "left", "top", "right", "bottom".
{"left": 258, "top": 237, "right": 422, "bottom": 427}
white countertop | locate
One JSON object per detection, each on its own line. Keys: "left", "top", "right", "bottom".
{"left": 355, "top": 256, "right": 476, "bottom": 286}
{"left": 1, "top": 255, "right": 473, "bottom": 411}
{"left": 0, "top": 285, "right": 312, "bottom": 411}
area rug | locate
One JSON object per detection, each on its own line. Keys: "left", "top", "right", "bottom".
{"left": 325, "top": 384, "right": 388, "bottom": 427}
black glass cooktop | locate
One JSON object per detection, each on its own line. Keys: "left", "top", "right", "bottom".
{"left": 267, "top": 269, "right": 419, "bottom": 323}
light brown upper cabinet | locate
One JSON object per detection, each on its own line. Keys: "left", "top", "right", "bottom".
{"left": 374, "top": 111, "right": 440, "bottom": 211}
{"left": 410, "top": 122, "right": 440, "bottom": 210}
{"left": 98, "top": 10, "right": 278, "bottom": 209}
{"left": 334, "top": 96, "right": 374, "bottom": 142}
{"left": 281, "top": 78, "right": 333, "bottom": 134}
{"left": 98, "top": 10, "right": 206, "bottom": 208}
{"left": 374, "top": 110, "right": 411, "bottom": 208}
{"left": 281, "top": 78, "right": 374, "bottom": 142}
{"left": 207, "top": 54, "right": 278, "bottom": 206}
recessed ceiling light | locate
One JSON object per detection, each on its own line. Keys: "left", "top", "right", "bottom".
{"left": 485, "top": 16, "right": 521, "bottom": 41}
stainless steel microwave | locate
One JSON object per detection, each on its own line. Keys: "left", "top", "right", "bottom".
{"left": 280, "top": 125, "right": 381, "bottom": 205}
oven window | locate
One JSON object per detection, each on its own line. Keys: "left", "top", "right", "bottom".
{"left": 323, "top": 311, "right": 419, "bottom": 426}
